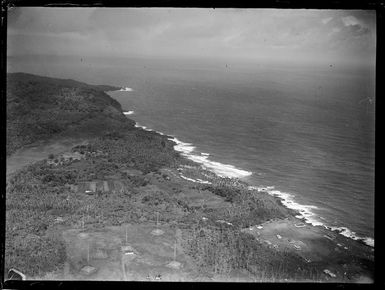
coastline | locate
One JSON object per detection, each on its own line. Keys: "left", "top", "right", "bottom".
{"left": 131, "top": 120, "right": 374, "bottom": 248}
{"left": 5, "top": 75, "right": 374, "bottom": 282}
{"left": 130, "top": 120, "right": 374, "bottom": 282}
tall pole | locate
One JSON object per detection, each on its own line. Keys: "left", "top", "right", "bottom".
{"left": 125, "top": 225, "right": 128, "bottom": 244}
{"left": 87, "top": 242, "right": 90, "bottom": 264}
{"left": 174, "top": 240, "right": 177, "bottom": 261}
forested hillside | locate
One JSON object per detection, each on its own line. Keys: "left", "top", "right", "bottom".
{"left": 6, "top": 73, "right": 135, "bottom": 155}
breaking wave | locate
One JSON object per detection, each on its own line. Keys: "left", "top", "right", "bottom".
{"left": 248, "top": 186, "right": 374, "bottom": 247}
{"left": 169, "top": 137, "right": 252, "bottom": 179}
{"left": 133, "top": 121, "right": 373, "bottom": 248}
{"left": 134, "top": 122, "right": 251, "bottom": 179}
{"left": 119, "top": 87, "right": 133, "bottom": 92}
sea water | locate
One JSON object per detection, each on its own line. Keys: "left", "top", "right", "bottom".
{"left": 8, "top": 56, "right": 375, "bottom": 246}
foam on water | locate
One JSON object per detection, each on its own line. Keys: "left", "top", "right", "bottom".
{"left": 180, "top": 175, "right": 198, "bottom": 182}
{"left": 196, "top": 178, "right": 212, "bottom": 184}
{"left": 327, "top": 226, "right": 375, "bottom": 247}
{"left": 133, "top": 122, "right": 374, "bottom": 248}
{"left": 248, "top": 185, "right": 374, "bottom": 247}
{"left": 134, "top": 122, "right": 165, "bottom": 135}
{"left": 119, "top": 87, "right": 133, "bottom": 92}
{"left": 180, "top": 174, "right": 212, "bottom": 184}
{"left": 133, "top": 122, "right": 251, "bottom": 179}
{"left": 169, "top": 137, "right": 252, "bottom": 179}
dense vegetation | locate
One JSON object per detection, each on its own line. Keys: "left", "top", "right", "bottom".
{"left": 6, "top": 124, "right": 307, "bottom": 279}
{"left": 5, "top": 73, "right": 180, "bottom": 276}
{"left": 6, "top": 73, "right": 134, "bottom": 155}
{"left": 6, "top": 73, "right": 369, "bottom": 281}
{"left": 5, "top": 128, "right": 183, "bottom": 276}
{"left": 6, "top": 127, "right": 313, "bottom": 279}
{"left": 183, "top": 224, "right": 323, "bottom": 281}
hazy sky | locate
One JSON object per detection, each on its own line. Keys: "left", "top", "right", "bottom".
{"left": 7, "top": 8, "right": 376, "bottom": 66}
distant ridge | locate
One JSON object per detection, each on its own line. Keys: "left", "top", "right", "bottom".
{"left": 8, "top": 72, "right": 122, "bottom": 93}
{"left": 6, "top": 72, "right": 135, "bottom": 155}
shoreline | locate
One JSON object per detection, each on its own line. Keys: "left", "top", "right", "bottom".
{"left": 131, "top": 120, "right": 374, "bottom": 248}
{"left": 130, "top": 120, "right": 374, "bottom": 281}
{"left": 5, "top": 74, "right": 374, "bottom": 281}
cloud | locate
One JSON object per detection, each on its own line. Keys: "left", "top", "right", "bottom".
{"left": 342, "top": 15, "right": 360, "bottom": 26}
{"left": 338, "top": 15, "right": 371, "bottom": 38}
{"left": 332, "top": 27, "right": 341, "bottom": 33}
{"left": 7, "top": 8, "right": 376, "bottom": 66}
{"left": 8, "top": 7, "right": 96, "bottom": 35}
{"left": 321, "top": 17, "right": 333, "bottom": 24}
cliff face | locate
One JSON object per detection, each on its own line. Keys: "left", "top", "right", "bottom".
{"left": 6, "top": 73, "right": 135, "bottom": 155}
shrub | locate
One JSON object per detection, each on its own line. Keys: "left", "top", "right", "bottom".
{"left": 5, "top": 233, "right": 66, "bottom": 277}
{"left": 202, "top": 185, "right": 241, "bottom": 202}
{"left": 183, "top": 224, "right": 321, "bottom": 280}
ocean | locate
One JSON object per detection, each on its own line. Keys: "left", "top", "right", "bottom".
{"left": 8, "top": 56, "right": 375, "bottom": 246}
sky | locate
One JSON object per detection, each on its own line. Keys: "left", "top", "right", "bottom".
{"left": 7, "top": 8, "right": 376, "bottom": 67}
